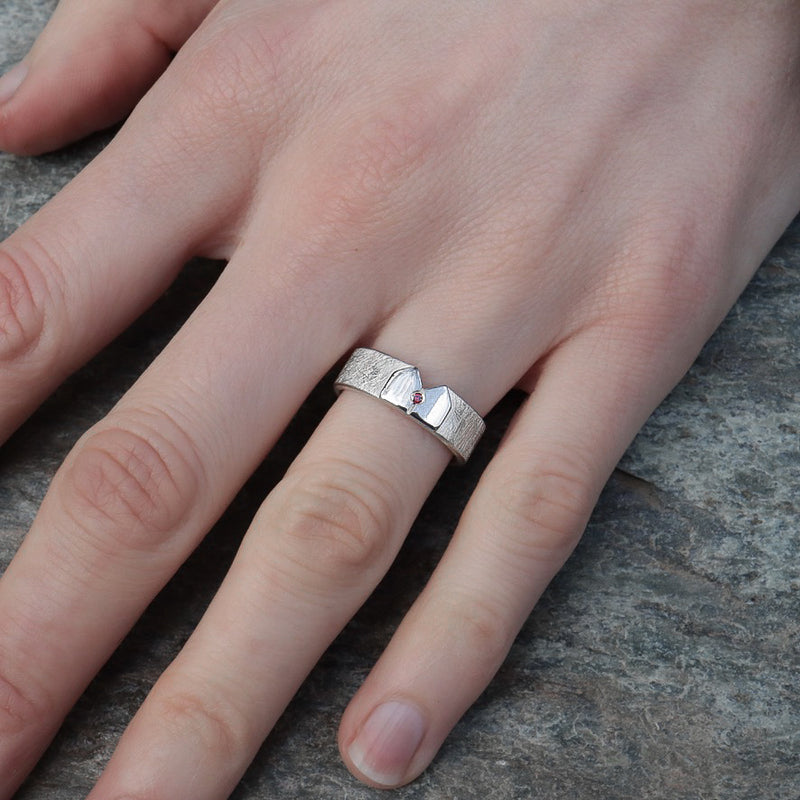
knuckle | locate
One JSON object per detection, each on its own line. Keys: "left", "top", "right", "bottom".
{"left": 309, "top": 101, "right": 438, "bottom": 231}
{"left": 274, "top": 462, "right": 397, "bottom": 585}
{"left": 346, "top": 106, "right": 434, "bottom": 194}
{"left": 449, "top": 596, "right": 514, "bottom": 678}
{"left": 0, "top": 244, "right": 50, "bottom": 363}
{"left": 60, "top": 419, "right": 200, "bottom": 554}
{"left": 155, "top": 688, "right": 248, "bottom": 760}
{"left": 0, "top": 653, "right": 52, "bottom": 737}
{"left": 492, "top": 452, "right": 595, "bottom": 558}
{"left": 276, "top": 100, "right": 442, "bottom": 292}
{"left": 174, "top": 8, "right": 307, "bottom": 129}
{"left": 611, "top": 214, "right": 722, "bottom": 330}
{"left": 205, "top": 7, "right": 301, "bottom": 82}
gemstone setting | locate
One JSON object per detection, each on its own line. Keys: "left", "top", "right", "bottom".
{"left": 380, "top": 366, "right": 453, "bottom": 429}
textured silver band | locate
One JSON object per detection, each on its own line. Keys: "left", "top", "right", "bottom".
{"left": 334, "top": 348, "right": 486, "bottom": 464}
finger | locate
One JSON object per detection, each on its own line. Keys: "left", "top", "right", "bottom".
{"left": 0, "top": 245, "right": 358, "bottom": 797}
{"left": 0, "top": 65, "right": 253, "bottom": 444}
{"left": 338, "top": 324, "right": 702, "bottom": 788}
{"left": 0, "top": 0, "right": 219, "bottom": 155}
{"left": 81, "top": 340, "right": 506, "bottom": 799}
{"left": 78, "top": 262, "right": 545, "bottom": 800}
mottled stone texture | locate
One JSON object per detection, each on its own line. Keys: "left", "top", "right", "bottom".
{"left": 1, "top": 4, "right": 799, "bottom": 799}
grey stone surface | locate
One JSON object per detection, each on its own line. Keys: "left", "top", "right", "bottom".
{"left": 1, "top": 4, "right": 799, "bottom": 799}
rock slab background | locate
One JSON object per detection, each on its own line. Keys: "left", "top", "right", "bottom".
{"left": 1, "top": 4, "right": 799, "bottom": 799}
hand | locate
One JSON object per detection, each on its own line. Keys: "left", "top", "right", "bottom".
{"left": 1, "top": 1, "right": 799, "bottom": 797}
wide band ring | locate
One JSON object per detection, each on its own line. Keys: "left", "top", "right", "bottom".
{"left": 334, "top": 348, "right": 486, "bottom": 464}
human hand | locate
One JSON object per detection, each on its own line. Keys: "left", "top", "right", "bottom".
{"left": 1, "top": 1, "right": 799, "bottom": 797}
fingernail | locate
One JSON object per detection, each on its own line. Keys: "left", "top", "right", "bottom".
{"left": 347, "top": 700, "right": 426, "bottom": 787}
{"left": 0, "top": 62, "right": 28, "bottom": 105}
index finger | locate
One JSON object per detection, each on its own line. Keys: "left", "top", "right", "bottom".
{"left": 0, "top": 59, "right": 256, "bottom": 442}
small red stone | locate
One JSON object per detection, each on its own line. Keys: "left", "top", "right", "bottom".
{"left": 411, "top": 391, "right": 424, "bottom": 405}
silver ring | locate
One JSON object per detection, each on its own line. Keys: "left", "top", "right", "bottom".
{"left": 334, "top": 348, "right": 486, "bottom": 464}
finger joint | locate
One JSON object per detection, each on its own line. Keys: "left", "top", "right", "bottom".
{"left": 272, "top": 461, "right": 398, "bottom": 590}
{"left": 491, "top": 451, "right": 596, "bottom": 560}
{"left": 445, "top": 594, "right": 515, "bottom": 680}
{"left": 154, "top": 687, "right": 249, "bottom": 763}
{"left": 59, "top": 418, "right": 201, "bottom": 555}
{"left": 0, "top": 245, "right": 51, "bottom": 364}
{"left": 0, "top": 648, "right": 53, "bottom": 738}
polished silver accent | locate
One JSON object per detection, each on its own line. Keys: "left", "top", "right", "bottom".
{"left": 334, "top": 348, "right": 486, "bottom": 463}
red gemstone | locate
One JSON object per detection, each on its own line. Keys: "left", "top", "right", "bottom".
{"left": 411, "top": 391, "right": 424, "bottom": 405}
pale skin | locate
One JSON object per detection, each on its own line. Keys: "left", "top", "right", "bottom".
{"left": 0, "top": 0, "right": 799, "bottom": 796}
